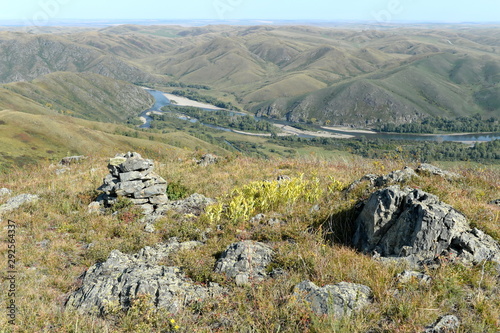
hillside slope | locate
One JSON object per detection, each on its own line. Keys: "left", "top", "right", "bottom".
{"left": 0, "top": 32, "right": 159, "bottom": 83}
{"left": 255, "top": 53, "right": 499, "bottom": 126}
{"left": 0, "top": 25, "right": 498, "bottom": 126}
{"left": 3, "top": 72, "right": 154, "bottom": 122}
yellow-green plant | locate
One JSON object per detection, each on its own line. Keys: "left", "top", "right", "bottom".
{"left": 205, "top": 174, "right": 323, "bottom": 224}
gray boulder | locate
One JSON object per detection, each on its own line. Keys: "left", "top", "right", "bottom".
{"left": 346, "top": 167, "right": 418, "bottom": 195}
{"left": 59, "top": 155, "right": 86, "bottom": 166}
{"left": 214, "top": 241, "right": 273, "bottom": 286}
{"left": 489, "top": 199, "right": 500, "bottom": 206}
{"left": 0, "top": 188, "right": 11, "bottom": 197}
{"left": 158, "top": 193, "right": 216, "bottom": 216}
{"left": 397, "top": 270, "right": 431, "bottom": 284}
{"left": 416, "top": 163, "right": 460, "bottom": 180}
{"left": 294, "top": 280, "right": 372, "bottom": 317}
{"left": 197, "top": 154, "right": 218, "bottom": 167}
{"left": 424, "top": 315, "right": 460, "bottom": 332}
{"left": 0, "top": 194, "right": 39, "bottom": 214}
{"left": 65, "top": 239, "right": 218, "bottom": 315}
{"left": 353, "top": 186, "right": 500, "bottom": 266}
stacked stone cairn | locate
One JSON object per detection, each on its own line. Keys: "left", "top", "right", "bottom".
{"left": 97, "top": 152, "right": 169, "bottom": 214}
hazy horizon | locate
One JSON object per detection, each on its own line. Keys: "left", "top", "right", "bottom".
{"left": 1, "top": 0, "right": 499, "bottom": 27}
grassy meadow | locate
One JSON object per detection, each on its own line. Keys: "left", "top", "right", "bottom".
{"left": 0, "top": 150, "right": 499, "bottom": 332}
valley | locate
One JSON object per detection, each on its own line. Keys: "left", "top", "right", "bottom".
{"left": 0, "top": 22, "right": 499, "bottom": 333}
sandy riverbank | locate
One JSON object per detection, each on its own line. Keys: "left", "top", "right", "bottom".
{"left": 321, "top": 126, "right": 377, "bottom": 134}
{"left": 162, "top": 93, "right": 224, "bottom": 110}
{"left": 276, "top": 125, "right": 355, "bottom": 139}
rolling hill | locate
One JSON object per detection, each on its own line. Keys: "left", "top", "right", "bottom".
{"left": 0, "top": 109, "right": 229, "bottom": 171}
{"left": 0, "top": 24, "right": 498, "bottom": 127}
{"left": 2, "top": 72, "right": 154, "bottom": 122}
{"left": 0, "top": 32, "right": 160, "bottom": 84}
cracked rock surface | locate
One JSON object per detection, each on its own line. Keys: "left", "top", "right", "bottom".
{"left": 353, "top": 185, "right": 500, "bottom": 266}
{"left": 214, "top": 241, "right": 273, "bottom": 285}
{"left": 65, "top": 239, "right": 221, "bottom": 315}
{"left": 294, "top": 280, "right": 372, "bottom": 317}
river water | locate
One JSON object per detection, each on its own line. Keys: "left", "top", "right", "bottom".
{"left": 140, "top": 89, "right": 500, "bottom": 143}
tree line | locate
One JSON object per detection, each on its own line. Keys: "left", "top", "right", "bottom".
{"left": 377, "top": 115, "right": 500, "bottom": 134}
{"left": 268, "top": 135, "right": 500, "bottom": 163}
{"left": 156, "top": 106, "right": 277, "bottom": 134}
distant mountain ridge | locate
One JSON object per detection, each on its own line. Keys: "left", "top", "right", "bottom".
{"left": 0, "top": 24, "right": 498, "bottom": 126}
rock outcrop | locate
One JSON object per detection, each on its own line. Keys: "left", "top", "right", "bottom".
{"left": 423, "top": 315, "right": 460, "bottom": 333}
{"left": 346, "top": 166, "right": 418, "bottom": 195}
{"left": 397, "top": 270, "right": 432, "bottom": 285}
{"left": 96, "top": 152, "right": 169, "bottom": 214}
{"left": 489, "top": 199, "right": 500, "bottom": 206}
{"left": 59, "top": 155, "right": 86, "bottom": 166}
{"left": 197, "top": 153, "right": 218, "bottom": 167}
{"left": 0, "top": 188, "right": 11, "bottom": 197}
{"left": 158, "top": 193, "right": 216, "bottom": 216}
{"left": 416, "top": 163, "right": 461, "bottom": 180}
{"left": 214, "top": 241, "right": 274, "bottom": 286}
{"left": 294, "top": 280, "right": 372, "bottom": 317}
{"left": 65, "top": 239, "right": 220, "bottom": 315}
{"left": 353, "top": 185, "right": 500, "bottom": 266}
{"left": 0, "top": 194, "right": 39, "bottom": 214}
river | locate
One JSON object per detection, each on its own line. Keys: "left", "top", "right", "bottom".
{"left": 140, "top": 89, "right": 500, "bottom": 143}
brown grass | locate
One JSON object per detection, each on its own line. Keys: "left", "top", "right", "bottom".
{"left": 0, "top": 153, "right": 499, "bottom": 332}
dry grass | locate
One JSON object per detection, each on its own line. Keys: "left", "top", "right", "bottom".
{"left": 0, "top": 153, "right": 499, "bottom": 332}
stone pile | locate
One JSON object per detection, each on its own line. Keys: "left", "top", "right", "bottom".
{"left": 96, "top": 152, "right": 169, "bottom": 214}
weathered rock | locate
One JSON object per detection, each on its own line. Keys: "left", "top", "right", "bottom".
{"left": 397, "top": 270, "right": 432, "bottom": 284}
{"left": 277, "top": 175, "right": 291, "bottom": 182}
{"left": 214, "top": 241, "right": 273, "bottom": 285}
{"left": 55, "top": 167, "right": 69, "bottom": 175}
{"left": 59, "top": 155, "right": 86, "bottom": 166}
{"left": 0, "top": 188, "right": 11, "bottom": 197}
{"left": 250, "top": 213, "right": 266, "bottom": 224}
{"left": 87, "top": 201, "right": 102, "bottom": 214}
{"left": 139, "top": 204, "right": 155, "bottom": 215}
{"left": 65, "top": 239, "right": 216, "bottom": 316}
{"left": 346, "top": 167, "right": 417, "bottom": 195}
{"left": 0, "top": 194, "right": 39, "bottom": 214}
{"left": 489, "top": 199, "right": 500, "bottom": 206}
{"left": 119, "top": 152, "right": 154, "bottom": 172}
{"left": 378, "top": 167, "right": 418, "bottom": 186}
{"left": 158, "top": 193, "right": 215, "bottom": 216}
{"left": 96, "top": 152, "right": 169, "bottom": 215}
{"left": 423, "top": 315, "right": 460, "bottom": 333}
{"left": 451, "top": 228, "right": 500, "bottom": 264}
{"left": 149, "top": 194, "right": 169, "bottom": 205}
{"left": 197, "top": 153, "right": 218, "bottom": 167}
{"left": 119, "top": 170, "right": 152, "bottom": 182}
{"left": 144, "top": 223, "right": 155, "bottom": 233}
{"left": 133, "top": 184, "right": 167, "bottom": 199}
{"left": 353, "top": 185, "right": 500, "bottom": 267}
{"left": 294, "top": 280, "right": 372, "bottom": 317}
{"left": 115, "top": 180, "right": 145, "bottom": 196}
{"left": 416, "top": 163, "right": 461, "bottom": 180}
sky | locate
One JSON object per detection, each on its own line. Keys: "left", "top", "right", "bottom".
{"left": 1, "top": 0, "right": 499, "bottom": 25}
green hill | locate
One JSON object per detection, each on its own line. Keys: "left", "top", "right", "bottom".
{"left": 0, "top": 109, "right": 229, "bottom": 170}
{"left": 2, "top": 72, "right": 154, "bottom": 122}
{"left": 0, "top": 25, "right": 498, "bottom": 126}
{"left": 255, "top": 52, "right": 499, "bottom": 126}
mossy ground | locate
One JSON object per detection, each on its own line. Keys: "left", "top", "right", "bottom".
{"left": 0, "top": 152, "right": 499, "bottom": 332}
